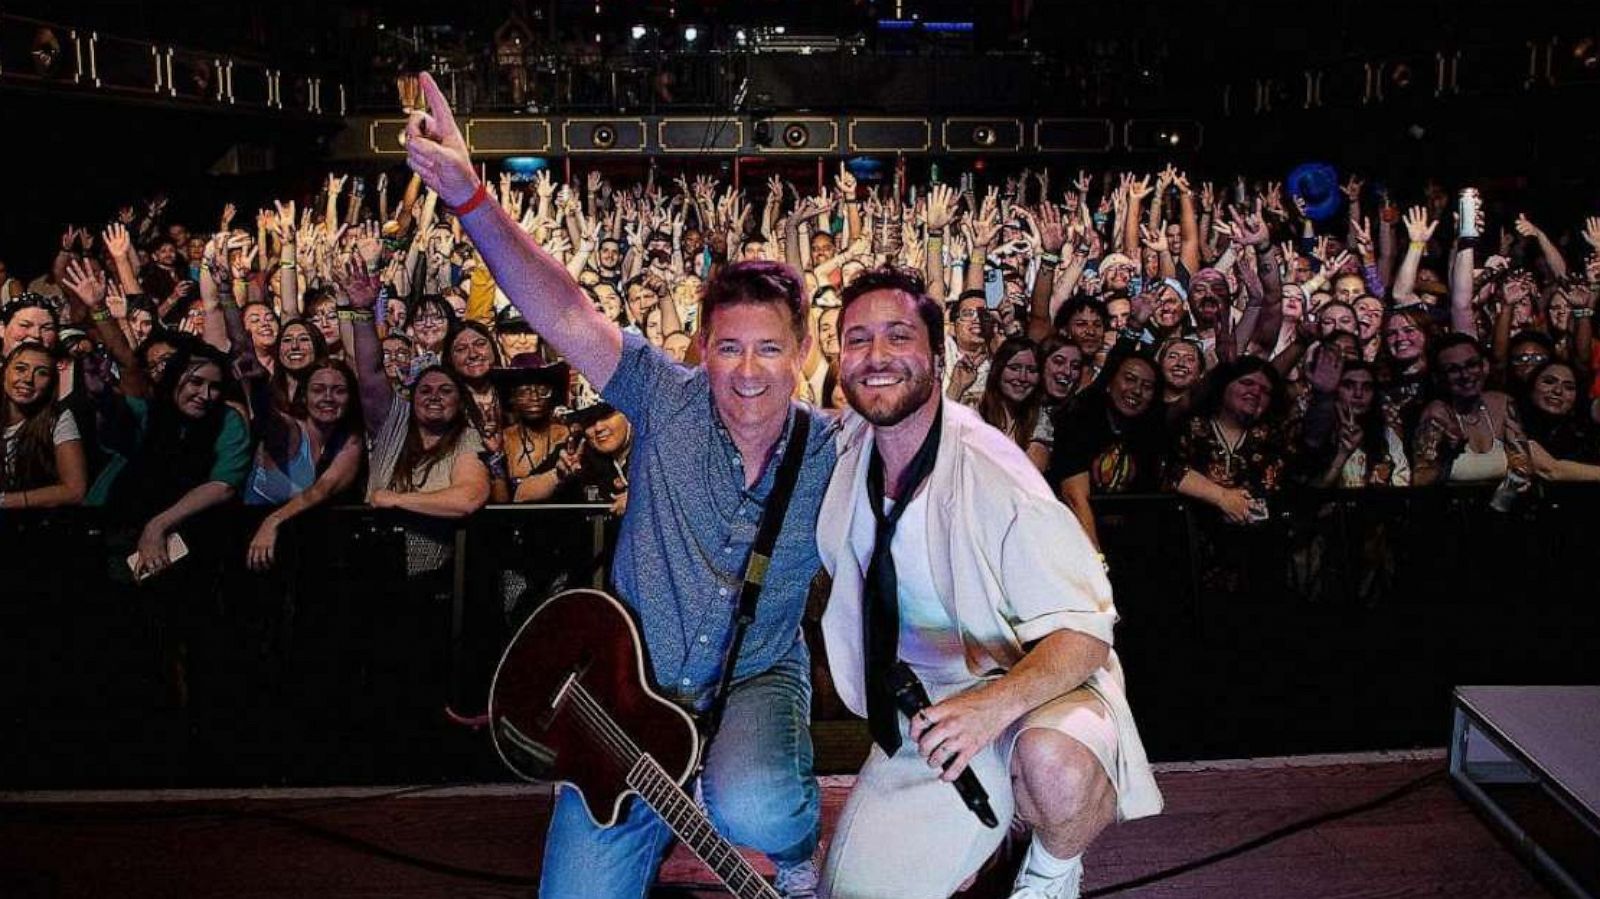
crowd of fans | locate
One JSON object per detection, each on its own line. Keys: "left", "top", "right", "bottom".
{"left": 3, "top": 161, "right": 1600, "bottom": 581}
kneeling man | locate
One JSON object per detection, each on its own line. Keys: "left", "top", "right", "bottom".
{"left": 817, "top": 268, "right": 1162, "bottom": 899}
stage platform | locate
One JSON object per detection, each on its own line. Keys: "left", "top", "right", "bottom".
{"left": 0, "top": 751, "right": 1556, "bottom": 898}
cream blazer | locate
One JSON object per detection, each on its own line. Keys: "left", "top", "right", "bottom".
{"left": 818, "top": 399, "right": 1162, "bottom": 820}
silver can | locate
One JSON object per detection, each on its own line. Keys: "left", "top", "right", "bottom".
{"left": 1457, "top": 188, "right": 1480, "bottom": 239}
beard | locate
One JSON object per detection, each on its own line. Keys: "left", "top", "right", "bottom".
{"left": 843, "top": 363, "right": 937, "bottom": 427}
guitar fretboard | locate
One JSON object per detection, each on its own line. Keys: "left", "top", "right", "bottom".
{"left": 626, "top": 756, "right": 782, "bottom": 899}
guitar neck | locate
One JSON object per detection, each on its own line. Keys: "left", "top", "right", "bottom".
{"left": 627, "top": 756, "right": 782, "bottom": 899}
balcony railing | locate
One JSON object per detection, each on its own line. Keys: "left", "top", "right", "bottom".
{"left": 0, "top": 12, "right": 344, "bottom": 118}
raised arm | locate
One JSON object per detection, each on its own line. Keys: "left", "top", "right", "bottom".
{"left": 1175, "top": 171, "right": 1202, "bottom": 275}
{"left": 923, "top": 182, "right": 955, "bottom": 304}
{"left": 1122, "top": 174, "right": 1151, "bottom": 258}
{"left": 336, "top": 260, "right": 395, "bottom": 435}
{"left": 1513, "top": 214, "right": 1568, "bottom": 281}
{"left": 1392, "top": 206, "right": 1436, "bottom": 305}
{"left": 406, "top": 74, "right": 621, "bottom": 389}
{"left": 61, "top": 259, "right": 147, "bottom": 399}
{"left": 1451, "top": 238, "right": 1478, "bottom": 338}
{"left": 1027, "top": 200, "right": 1068, "bottom": 342}
{"left": 103, "top": 223, "right": 144, "bottom": 298}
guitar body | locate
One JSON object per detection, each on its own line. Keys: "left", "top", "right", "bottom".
{"left": 489, "top": 588, "right": 701, "bottom": 827}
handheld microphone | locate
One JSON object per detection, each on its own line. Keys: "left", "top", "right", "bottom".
{"left": 887, "top": 662, "right": 999, "bottom": 828}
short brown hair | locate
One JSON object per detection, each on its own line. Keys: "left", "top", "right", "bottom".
{"left": 839, "top": 265, "right": 945, "bottom": 357}
{"left": 698, "top": 260, "right": 807, "bottom": 343}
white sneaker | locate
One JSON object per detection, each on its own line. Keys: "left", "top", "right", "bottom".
{"left": 1008, "top": 844, "right": 1083, "bottom": 899}
{"left": 774, "top": 858, "right": 818, "bottom": 899}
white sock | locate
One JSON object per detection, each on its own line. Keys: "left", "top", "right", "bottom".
{"left": 1022, "top": 838, "right": 1081, "bottom": 880}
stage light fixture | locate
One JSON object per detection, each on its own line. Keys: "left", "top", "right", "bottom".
{"left": 684, "top": 26, "right": 698, "bottom": 42}
{"left": 592, "top": 123, "right": 617, "bottom": 149}
{"left": 783, "top": 123, "right": 810, "bottom": 149}
{"left": 631, "top": 25, "right": 647, "bottom": 40}
{"left": 971, "top": 125, "right": 997, "bottom": 147}
{"left": 735, "top": 29, "right": 748, "bottom": 44}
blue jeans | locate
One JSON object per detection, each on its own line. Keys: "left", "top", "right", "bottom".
{"left": 538, "top": 653, "right": 820, "bottom": 898}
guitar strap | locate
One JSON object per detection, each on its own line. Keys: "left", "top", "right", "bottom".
{"left": 697, "top": 407, "right": 812, "bottom": 763}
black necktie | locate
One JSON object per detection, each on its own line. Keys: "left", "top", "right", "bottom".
{"left": 864, "top": 405, "right": 943, "bottom": 755}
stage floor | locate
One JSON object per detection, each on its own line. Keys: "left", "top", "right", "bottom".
{"left": 0, "top": 752, "right": 1554, "bottom": 898}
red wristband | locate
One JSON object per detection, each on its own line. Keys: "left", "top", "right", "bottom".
{"left": 448, "top": 182, "right": 490, "bottom": 217}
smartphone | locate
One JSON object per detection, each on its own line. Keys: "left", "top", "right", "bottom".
{"left": 127, "top": 533, "right": 190, "bottom": 582}
{"left": 983, "top": 267, "right": 1006, "bottom": 309}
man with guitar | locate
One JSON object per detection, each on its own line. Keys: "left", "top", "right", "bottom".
{"left": 405, "top": 73, "right": 835, "bottom": 898}
{"left": 815, "top": 268, "right": 1162, "bottom": 899}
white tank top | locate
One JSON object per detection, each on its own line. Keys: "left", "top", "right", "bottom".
{"left": 1448, "top": 404, "right": 1509, "bottom": 483}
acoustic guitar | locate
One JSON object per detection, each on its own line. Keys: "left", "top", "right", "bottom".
{"left": 488, "top": 588, "right": 782, "bottom": 899}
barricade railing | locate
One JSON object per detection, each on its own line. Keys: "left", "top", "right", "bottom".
{"left": 1, "top": 486, "right": 1595, "bottom": 787}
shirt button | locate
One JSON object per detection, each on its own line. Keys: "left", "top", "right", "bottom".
{"left": 718, "top": 587, "right": 728, "bottom": 597}
{"left": 680, "top": 677, "right": 692, "bottom": 687}
{"left": 698, "top": 634, "right": 709, "bottom": 644}
{"left": 723, "top": 546, "right": 733, "bottom": 553}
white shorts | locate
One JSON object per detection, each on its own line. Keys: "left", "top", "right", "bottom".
{"left": 818, "top": 677, "right": 1120, "bottom": 899}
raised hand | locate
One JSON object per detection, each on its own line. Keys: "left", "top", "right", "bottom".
{"left": 1322, "top": 250, "right": 1353, "bottom": 277}
{"left": 1030, "top": 198, "right": 1067, "bottom": 256}
{"left": 335, "top": 258, "right": 383, "bottom": 310}
{"left": 103, "top": 223, "right": 132, "bottom": 258}
{"left": 587, "top": 170, "right": 604, "bottom": 195}
{"left": 1126, "top": 174, "right": 1154, "bottom": 203}
{"left": 1513, "top": 213, "right": 1543, "bottom": 239}
{"left": 1228, "top": 202, "right": 1270, "bottom": 248}
{"left": 1263, "top": 182, "right": 1286, "bottom": 217}
{"left": 972, "top": 188, "right": 1002, "bottom": 248}
{"left": 1336, "top": 404, "right": 1363, "bottom": 454}
{"left": 226, "top": 243, "right": 255, "bottom": 279}
{"left": 544, "top": 230, "right": 573, "bottom": 259}
{"left": 1403, "top": 206, "right": 1437, "bottom": 244}
{"left": 220, "top": 203, "right": 238, "bottom": 232}
{"left": 1200, "top": 181, "right": 1217, "bottom": 213}
{"left": 1349, "top": 216, "right": 1374, "bottom": 259}
{"left": 1307, "top": 343, "right": 1344, "bottom": 395}
{"left": 404, "top": 73, "right": 478, "bottom": 208}
{"left": 61, "top": 259, "right": 108, "bottom": 309}
{"left": 834, "top": 161, "right": 858, "bottom": 200}
{"left": 1341, "top": 175, "right": 1364, "bottom": 204}
{"left": 1156, "top": 164, "right": 1176, "bottom": 193}
{"left": 272, "top": 200, "right": 297, "bottom": 241}
{"left": 1139, "top": 223, "right": 1169, "bottom": 254}
{"left": 1582, "top": 216, "right": 1600, "bottom": 250}
{"left": 1567, "top": 280, "right": 1595, "bottom": 311}
{"left": 353, "top": 222, "right": 384, "bottom": 270}
{"left": 924, "top": 182, "right": 957, "bottom": 234}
